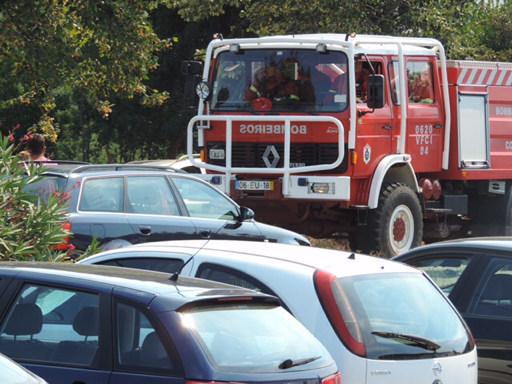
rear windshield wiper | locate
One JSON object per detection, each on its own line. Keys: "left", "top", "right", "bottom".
{"left": 279, "top": 355, "right": 321, "bottom": 369}
{"left": 372, "top": 331, "right": 441, "bottom": 351}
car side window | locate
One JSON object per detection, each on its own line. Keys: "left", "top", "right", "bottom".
{"left": 127, "top": 176, "right": 179, "bottom": 215}
{"left": 114, "top": 299, "right": 182, "bottom": 376}
{"left": 406, "top": 255, "right": 472, "bottom": 295}
{"left": 172, "top": 177, "right": 239, "bottom": 220}
{"left": 0, "top": 284, "right": 100, "bottom": 367}
{"left": 196, "top": 263, "right": 289, "bottom": 310}
{"left": 468, "top": 257, "right": 512, "bottom": 318}
{"left": 100, "top": 257, "right": 185, "bottom": 274}
{"left": 80, "top": 177, "right": 124, "bottom": 213}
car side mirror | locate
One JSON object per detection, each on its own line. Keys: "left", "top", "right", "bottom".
{"left": 366, "top": 75, "right": 385, "bottom": 109}
{"left": 239, "top": 206, "right": 255, "bottom": 221}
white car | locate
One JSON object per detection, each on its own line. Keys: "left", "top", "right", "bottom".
{"left": 127, "top": 154, "right": 206, "bottom": 174}
{"left": 79, "top": 240, "right": 478, "bottom": 384}
{"left": 0, "top": 353, "right": 47, "bottom": 384}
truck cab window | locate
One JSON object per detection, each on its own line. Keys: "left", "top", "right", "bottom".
{"left": 355, "top": 61, "right": 381, "bottom": 103}
{"left": 211, "top": 49, "right": 348, "bottom": 113}
{"left": 389, "top": 61, "right": 434, "bottom": 105}
{"left": 389, "top": 61, "right": 401, "bottom": 105}
{"left": 407, "top": 62, "right": 434, "bottom": 104}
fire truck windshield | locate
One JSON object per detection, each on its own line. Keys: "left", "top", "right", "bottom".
{"left": 211, "top": 49, "right": 348, "bottom": 113}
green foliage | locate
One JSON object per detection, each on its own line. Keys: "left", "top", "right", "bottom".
{"left": 169, "top": 0, "right": 510, "bottom": 62}
{"left": 165, "top": 0, "right": 248, "bottom": 23}
{"left": 2, "top": 0, "right": 512, "bottom": 166}
{"left": 0, "top": 0, "right": 173, "bottom": 140}
{"left": 49, "top": 7, "right": 205, "bottom": 163}
{"left": 471, "top": 0, "right": 512, "bottom": 62}
{"left": 0, "top": 134, "right": 72, "bottom": 261}
{"left": 72, "top": 236, "right": 105, "bottom": 262}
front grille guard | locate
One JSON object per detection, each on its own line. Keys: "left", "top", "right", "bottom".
{"left": 187, "top": 115, "right": 345, "bottom": 195}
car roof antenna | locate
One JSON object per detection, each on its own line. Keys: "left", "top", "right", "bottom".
{"left": 170, "top": 241, "right": 209, "bottom": 281}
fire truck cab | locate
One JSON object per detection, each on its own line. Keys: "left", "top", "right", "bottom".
{"left": 183, "top": 33, "right": 512, "bottom": 258}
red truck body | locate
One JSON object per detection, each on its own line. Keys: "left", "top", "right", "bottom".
{"left": 183, "top": 34, "right": 512, "bottom": 258}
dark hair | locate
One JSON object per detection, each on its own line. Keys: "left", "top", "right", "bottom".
{"left": 26, "top": 133, "right": 46, "bottom": 156}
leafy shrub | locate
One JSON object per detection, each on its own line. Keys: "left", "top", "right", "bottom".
{"left": 0, "top": 134, "right": 72, "bottom": 261}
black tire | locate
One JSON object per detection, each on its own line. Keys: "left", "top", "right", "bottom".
{"left": 357, "top": 182, "right": 423, "bottom": 258}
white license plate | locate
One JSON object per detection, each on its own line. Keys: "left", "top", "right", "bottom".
{"left": 209, "top": 149, "right": 225, "bottom": 159}
{"left": 236, "top": 181, "right": 274, "bottom": 191}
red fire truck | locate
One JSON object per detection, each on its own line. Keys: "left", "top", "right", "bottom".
{"left": 182, "top": 33, "right": 512, "bottom": 258}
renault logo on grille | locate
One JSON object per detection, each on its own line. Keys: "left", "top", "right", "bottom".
{"left": 263, "top": 145, "right": 280, "bottom": 168}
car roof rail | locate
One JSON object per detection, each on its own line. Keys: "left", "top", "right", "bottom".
{"left": 30, "top": 160, "right": 91, "bottom": 165}
{"left": 70, "top": 164, "right": 184, "bottom": 173}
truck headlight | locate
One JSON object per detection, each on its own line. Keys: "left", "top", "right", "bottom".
{"left": 310, "top": 183, "right": 335, "bottom": 194}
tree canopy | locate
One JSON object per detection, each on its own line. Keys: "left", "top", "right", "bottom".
{"left": 1, "top": 0, "right": 511, "bottom": 163}
{"left": 1, "top": 0, "right": 173, "bottom": 141}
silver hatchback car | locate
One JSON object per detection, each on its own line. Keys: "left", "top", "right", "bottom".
{"left": 80, "top": 239, "right": 478, "bottom": 384}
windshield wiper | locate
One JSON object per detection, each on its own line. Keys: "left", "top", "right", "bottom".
{"left": 372, "top": 331, "right": 441, "bottom": 351}
{"left": 279, "top": 355, "right": 321, "bottom": 369}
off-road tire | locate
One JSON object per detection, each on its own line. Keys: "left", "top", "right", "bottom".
{"left": 357, "top": 182, "right": 423, "bottom": 258}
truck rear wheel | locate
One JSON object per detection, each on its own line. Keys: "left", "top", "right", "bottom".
{"left": 358, "top": 182, "right": 423, "bottom": 258}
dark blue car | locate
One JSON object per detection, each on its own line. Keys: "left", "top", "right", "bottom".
{"left": 0, "top": 262, "right": 339, "bottom": 384}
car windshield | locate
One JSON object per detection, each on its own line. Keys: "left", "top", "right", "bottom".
{"left": 335, "top": 272, "right": 472, "bottom": 360}
{"left": 180, "top": 302, "right": 333, "bottom": 373}
{"left": 211, "top": 48, "right": 348, "bottom": 113}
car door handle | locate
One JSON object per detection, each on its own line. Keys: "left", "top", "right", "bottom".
{"left": 139, "top": 226, "right": 152, "bottom": 235}
{"left": 382, "top": 125, "right": 393, "bottom": 130}
{"left": 199, "top": 229, "right": 212, "bottom": 239}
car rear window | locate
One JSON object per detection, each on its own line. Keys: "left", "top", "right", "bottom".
{"left": 320, "top": 272, "right": 472, "bottom": 360}
{"left": 179, "top": 302, "right": 333, "bottom": 373}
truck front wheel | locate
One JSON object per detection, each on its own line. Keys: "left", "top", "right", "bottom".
{"left": 358, "top": 182, "right": 423, "bottom": 258}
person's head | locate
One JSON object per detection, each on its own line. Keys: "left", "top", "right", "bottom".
{"left": 17, "top": 151, "right": 31, "bottom": 161}
{"left": 260, "top": 66, "right": 283, "bottom": 90}
{"left": 355, "top": 61, "right": 363, "bottom": 74}
{"left": 26, "top": 133, "right": 46, "bottom": 159}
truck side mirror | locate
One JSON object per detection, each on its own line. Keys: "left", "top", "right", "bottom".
{"left": 181, "top": 61, "right": 203, "bottom": 75}
{"left": 182, "top": 61, "right": 203, "bottom": 108}
{"left": 367, "top": 75, "right": 385, "bottom": 109}
{"left": 184, "top": 74, "right": 201, "bottom": 108}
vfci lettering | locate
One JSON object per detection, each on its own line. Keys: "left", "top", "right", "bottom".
{"left": 239, "top": 124, "right": 307, "bottom": 134}
{"left": 415, "top": 125, "right": 433, "bottom": 156}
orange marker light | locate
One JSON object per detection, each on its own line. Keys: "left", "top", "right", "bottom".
{"left": 351, "top": 151, "right": 358, "bottom": 165}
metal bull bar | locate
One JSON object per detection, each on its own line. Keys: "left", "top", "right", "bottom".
{"left": 187, "top": 115, "right": 345, "bottom": 196}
